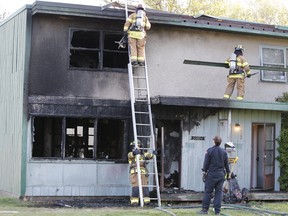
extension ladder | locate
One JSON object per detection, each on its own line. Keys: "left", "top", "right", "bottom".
{"left": 124, "top": 1, "right": 161, "bottom": 207}
{"left": 128, "top": 61, "right": 161, "bottom": 207}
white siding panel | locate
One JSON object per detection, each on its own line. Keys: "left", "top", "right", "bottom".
{"left": 26, "top": 162, "right": 130, "bottom": 196}
{"left": 181, "top": 113, "right": 219, "bottom": 191}
{"left": 0, "top": 9, "right": 28, "bottom": 196}
{"left": 181, "top": 109, "right": 281, "bottom": 192}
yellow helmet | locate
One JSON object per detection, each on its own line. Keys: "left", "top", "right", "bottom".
{"left": 130, "top": 139, "right": 142, "bottom": 147}
{"left": 235, "top": 45, "right": 244, "bottom": 52}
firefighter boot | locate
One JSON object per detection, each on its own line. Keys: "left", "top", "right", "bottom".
{"left": 130, "top": 197, "right": 139, "bottom": 207}
{"left": 138, "top": 61, "right": 145, "bottom": 67}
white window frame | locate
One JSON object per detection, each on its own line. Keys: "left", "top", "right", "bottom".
{"left": 260, "top": 45, "right": 287, "bottom": 82}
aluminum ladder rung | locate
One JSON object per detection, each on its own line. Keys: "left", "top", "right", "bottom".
{"left": 133, "top": 76, "right": 146, "bottom": 79}
{"left": 149, "top": 197, "right": 160, "bottom": 201}
{"left": 136, "top": 123, "right": 150, "bottom": 126}
{"left": 142, "top": 184, "right": 157, "bottom": 188}
{"left": 134, "top": 87, "right": 147, "bottom": 90}
{"left": 135, "top": 98, "right": 148, "bottom": 102}
{"left": 137, "top": 135, "right": 150, "bottom": 138}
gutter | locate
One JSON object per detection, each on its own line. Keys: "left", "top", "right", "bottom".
{"left": 151, "top": 96, "right": 288, "bottom": 112}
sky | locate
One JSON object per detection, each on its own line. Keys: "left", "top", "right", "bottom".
{"left": 0, "top": 0, "right": 108, "bottom": 17}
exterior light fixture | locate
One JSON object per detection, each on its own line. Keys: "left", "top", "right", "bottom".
{"left": 235, "top": 123, "right": 240, "bottom": 129}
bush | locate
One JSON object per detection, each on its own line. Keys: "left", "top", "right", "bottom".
{"left": 276, "top": 128, "right": 288, "bottom": 191}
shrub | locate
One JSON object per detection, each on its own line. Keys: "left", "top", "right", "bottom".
{"left": 276, "top": 128, "right": 288, "bottom": 191}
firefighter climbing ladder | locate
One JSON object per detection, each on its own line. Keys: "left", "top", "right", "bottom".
{"left": 125, "top": 2, "right": 161, "bottom": 207}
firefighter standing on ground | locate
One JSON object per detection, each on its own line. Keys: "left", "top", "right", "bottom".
{"left": 223, "top": 45, "right": 251, "bottom": 100}
{"left": 199, "top": 136, "right": 230, "bottom": 215}
{"left": 128, "top": 140, "right": 156, "bottom": 206}
{"left": 123, "top": 4, "right": 151, "bottom": 66}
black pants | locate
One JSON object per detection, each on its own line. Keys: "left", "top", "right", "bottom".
{"left": 202, "top": 172, "right": 225, "bottom": 213}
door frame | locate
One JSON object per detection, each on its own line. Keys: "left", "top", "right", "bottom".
{"left": 251, "top": 123, "right": 275, "bottom": 191}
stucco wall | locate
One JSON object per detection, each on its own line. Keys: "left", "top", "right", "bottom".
{"left": 29, "top": 15, "right": 288, "bottom": 103}
{"left": 146, "top": 26, "right": 288, "bottom": 102}
{"left": 29, "top": 14, "right": 130, "bottom": 100}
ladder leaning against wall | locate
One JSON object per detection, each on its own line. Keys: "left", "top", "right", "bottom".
{"left": 125, "top": 1, "right": 161, "bottom": 208}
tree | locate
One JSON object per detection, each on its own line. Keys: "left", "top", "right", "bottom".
{"left": 0, "top": 9, "right": 7, "bottom": 21}
{"left": 276, "top": 92, "right": 288, "bottom": 129}
{"left": 275, "top": 92, "right": 288, "bottom": 191}
{"left": 144, "top": 0, "right": 288, "bottom": 25}
{"left": 276, "top": 129, "right": 288, "bottom": 191}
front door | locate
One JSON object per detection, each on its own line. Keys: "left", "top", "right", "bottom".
{"left": 251, "top": 124, "right": 275, "bottom": 190}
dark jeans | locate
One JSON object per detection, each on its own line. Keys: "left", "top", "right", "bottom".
{"left": 202, "top": 172, "right": 225, "bottom": 213}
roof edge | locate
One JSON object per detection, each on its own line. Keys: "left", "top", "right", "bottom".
{"left": 151, "top": 96, "right": 288, "bottom": 111}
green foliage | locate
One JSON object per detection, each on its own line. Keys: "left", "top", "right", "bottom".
{"left": 276, "top": 92, "right": 288, "bottom": 129}
{"left": 275, "top": 92, "right": 288, "bottom": 102}
{"left": 275, "top": 92, "right": 288, "bottom": 191}
{"left": 276, "top": 129, "right": 288, "bottom": 191}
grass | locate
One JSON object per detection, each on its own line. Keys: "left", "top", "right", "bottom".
{"left": 0, "top": 198, "right": 288, "bottom": 216}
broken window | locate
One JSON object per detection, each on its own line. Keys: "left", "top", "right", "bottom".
{"left": 69, "top": 29, "right": 128, "bottom": 70}
{"left": 69, "top": 30, "right": 100, "bottom": 69}
{"left": 103, "top": 33, "right": 129, "bottom": 68}
{"left": 32, "top": 116, "right": 125, "bottom": 160}
{"left": 65, "top": 118, "right": 95, "bottom": 158}
{"left": 32, "top": 117, "right": 62, "bottom": 157}
{"left": 97, "top": 119, "right": 124, "bottom": 159}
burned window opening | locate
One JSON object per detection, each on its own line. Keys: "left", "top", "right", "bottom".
{"left": 70, "top": 50, "right": 99, "bottom": 69}
{"left": 97, "top": 119, "right": 124, "bottom": 160}
{"left": 32, "top": 116, "right": 125, "bottom": 160}
{"left": 103, "top": 33, "right": 128, "bottom": 69}
{"left": 71, "top": 30, "right": 100, "bottom": 48}
{"left": 69, "top": 29, "right": 128, "bottom": 70}
{"left": 32, "top": 117, "right": 62, "bottom": 158}
{"left": 65, "top": 118, "right": 95, "bottom": 158}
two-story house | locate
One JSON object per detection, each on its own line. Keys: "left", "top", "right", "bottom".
{"left": 1, "top": 1, "right": 288, "bottom": 198}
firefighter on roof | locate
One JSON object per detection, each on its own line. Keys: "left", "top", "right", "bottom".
{"left": 223, "top": 45, "right": 251, "bottom": 100}
{"left": 123, "top": 4, "right": 151, "bottom": 67}
{"left": 128, "top": 140, "right": 156, "bottom": 206}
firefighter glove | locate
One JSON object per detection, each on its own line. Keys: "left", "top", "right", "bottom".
{"left": 247, "top": 73, "right": 251, "bottom": 78}
{"left": 225, "top": 64, "right": 229, "bottom": 68}
{"left": 133, "top": 149, "right": 140, "bottom": 155}
{"left": 153, "top": 150, "right": 157, "bottom": 155}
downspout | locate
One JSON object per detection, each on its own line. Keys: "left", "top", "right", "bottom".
{"left": 228, "top": 109, "right": 232, "bottom": 141}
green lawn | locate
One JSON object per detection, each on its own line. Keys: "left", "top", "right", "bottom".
{"left": 0, "top": 197, "right": 287, "bottom": 216}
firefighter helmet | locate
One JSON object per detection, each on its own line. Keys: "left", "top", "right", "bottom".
{"left": 130, "top": 139, "right": 142, "bottom": 147}
{"left": 235, "top": 45, "right": 244, "bottom": 52}
{"left": 136, "top": 3, "right": 145, "bottom": 11}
